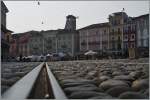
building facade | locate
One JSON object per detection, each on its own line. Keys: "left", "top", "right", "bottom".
{"left": 10, "top": 34, "right": 19, "bottom": 57}
{"left": 134, "top": 14, "right": 149, "bottom": 57}
{"left": 1, "top": 1, "right": 13, "bottom": 61}
{"left": 18, "top": 33, "right": 30, "bottom": 56}
{"left": 10, "top": 12, "right": 149, "bottom": 58}
{"left": 56, "top": 15, "right": 78, "bottom": 56}
{"left": 41, "top": 30, "right": 58, "bottom": 54}
{"left": 108, "top": 12, "right": 126, "bottom": 55}
{"left": 79, "top": 12, "right": 149, "bottom": 58}
{"left": 123, "top": 21, "right": 136, "bottom": 57}
{"left": 56, "top": 29, "right": 78, "bottom": 56}
{"left": 78, "top": 23, "right": 109, "bottom": 54}
{"left": 10, "top": 15, "right": 79, "bottom": 57}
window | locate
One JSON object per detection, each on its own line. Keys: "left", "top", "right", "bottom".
{"left": 118, "top": 28, "right": 121, "bottom": 33}
{"left": 7, "top": 35, "right": 10, "bottom": 42}
{"left": 112, "top": 43, "right": 115, "bottom": 50}
{"left": 125, "top": 35, "right": 128, "bottom": 40}
{"left": 141, "top": 40, "right": 144, "bottom": 46}
{"left": 131, "top": 43, "right": 135, "bottom": 48}
{"left": 125, "top": 43, "right": 128, "bottom": 49}
{"left": 104, "top": 30, "right": 106, "bottom": 33}
{"left": 145, "top": 20, "right": 147, "bottom": 27}
{"left": 48, "top": 39, "right": 52, "bottom": 44}
{"left": 147, "top": 39, "right": 149, "bottom": 47}
{"left": 25, "top": 44, "right": 27, "bottom": 49}
{"left": 47, "top": 45, "right": 52, "bottom": 49}
{"left": 81, "top": 40, "right": 86, "bottom": 45}
{"left": 143, "top": 40, "right": 147, "bottom": 47}
{"left": 112, "top": 29, "right": 114, "bottom": 33}
{"left": 118, "top": 20, "right": 120, "bottom": 24}
{"left": 138, "top": 40, "right": 141, "bottom": 47}
{"left": 96, "top": 31, "right": 99, "bottom": 35}
{"left": 118, "top": 43, "right": 121, "bottom": 50}
{"left": 112, "top": 37, "right": 114, "bottom": 40}
{"left": 128, "top": 26, "right": 131, "bottom": 32}
{"left": 131, "top": 34, "right": 135, "bottom": 40}
{"left": 114, "top": 20, "right": 117, "bottom": 25}
{"left": 132, "top": 25, "right": 136, "bottom": 31}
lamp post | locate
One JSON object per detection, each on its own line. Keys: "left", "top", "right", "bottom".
{"left": 121, "top": 8, "right": 125, "bottom": 56}
{"left": 86, "top": 30, "right": 89, "bottom": 51}
{"left": 43, "top": 38, "right": 44, "bottom": 55}
{"left": 55, "top": 36, "right": 58, "bottom": 53}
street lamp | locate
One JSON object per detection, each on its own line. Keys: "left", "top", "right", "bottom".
{"left": 121, "top": 8, "right": 125, "bottom": 56}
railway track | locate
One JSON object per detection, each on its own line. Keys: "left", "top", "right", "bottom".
{"left": 2, "top": 62, "right": 67, "bottom": 99}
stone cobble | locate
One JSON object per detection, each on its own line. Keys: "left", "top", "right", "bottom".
{"left": 1, "top": 62, "right": 41, "bottom": 94}
{"left": 48, "top": 58, "right": 149, "bottom": 99}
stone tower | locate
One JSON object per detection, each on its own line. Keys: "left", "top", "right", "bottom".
{"left": 65, "top": 15, "right": 76, "bottom": 31}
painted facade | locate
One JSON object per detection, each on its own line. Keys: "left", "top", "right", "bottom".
{"left": 134, "top": 14, "right": 149, "bottom": 48}
{"left": 10, "top": 15, "right": 79, "bottom": 57}
{"left": 133, "top": 14, "right": 149, "bottom": 57}
{"left": 10, "top": 12, "right": 149, "bottom": 58}
{"left": 79, "top": 23, "right": 109, "bottom": 53}
{"left": 108, "top": 12, "right": 128, "bottom": 54}
{"left": 79, "top": 12, "right": 149, "bottom": 57}
{"left": 41, "top": 30, "right": 58, "bottom": 54}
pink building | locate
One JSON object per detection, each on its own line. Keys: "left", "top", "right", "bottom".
{"left": 18, "top": 33, "right": 30, "bottom": 56}
{"left": 10, "top": 38, "right": 17, "bottom": 57}
{"left": 10, "top": 33, "right": 31, "bottom": 57}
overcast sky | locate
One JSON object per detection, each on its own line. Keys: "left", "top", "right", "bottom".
{"left": 4, "top": 1, "right": 149, "bottom": 33}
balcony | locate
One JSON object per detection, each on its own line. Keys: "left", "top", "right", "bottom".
{"left": 88, "top": 42, "right": 100, "bottom": 45}
{"left": 81, "top": 42, "right": 86, "bottom": 45}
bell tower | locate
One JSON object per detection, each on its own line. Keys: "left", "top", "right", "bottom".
{"left": 65, "top": 15, "right": 76, "bottom": 31}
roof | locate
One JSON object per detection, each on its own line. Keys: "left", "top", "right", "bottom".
{"left": 133, "top": 14, "right": 149, "bottom": 20}
{"left": 1, "top": 24, "right": 13, "bottom": 33}
{"left": 12, "top": 30, "right": 40, "bottom": 38}
{"left": 78, "top": 22, "right": 109, "bottom": 31}
{"left": 109, "top": 12, "right": 127, "bottom": 17}
{"left": 1, "top": 1, "right": 9, "bottom": 13}
{"left": 15, "top": 30, "right": 39, "bottom": 34}
{"left": 113, "top": 12, "right": 126, "bottom": 15}
{"left": 66, "top": 15, "right": 76, "bottom": 19}
{"left": 41, "top": 30, "right": 58, "bottom": 33}
{"left": 58, "top": 29, "right": 76, "bottom": 33}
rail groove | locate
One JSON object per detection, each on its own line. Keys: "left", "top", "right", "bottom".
{"left": 2, "top": 62, "right": 67, "bottom": 99}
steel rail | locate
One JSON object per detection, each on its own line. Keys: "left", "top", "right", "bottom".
{"left": 46, "top": 62, "right": 67, "bottom": 99}
{"left": 2, "top": 62, "right": 67, "bottom": 99}
{"left": 2, "top": 62, "right": 44, "bottom": 99}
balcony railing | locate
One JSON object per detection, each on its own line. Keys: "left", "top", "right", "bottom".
{"left": 88, "top": 42, "right": 100, "bottom": 45}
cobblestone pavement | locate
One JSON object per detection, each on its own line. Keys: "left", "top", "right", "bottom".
{"left": 48, "top": 58, "right": 149, "bottom": 99}
{"left": 1, "top": 62, "right": 41, "bottom": 94}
